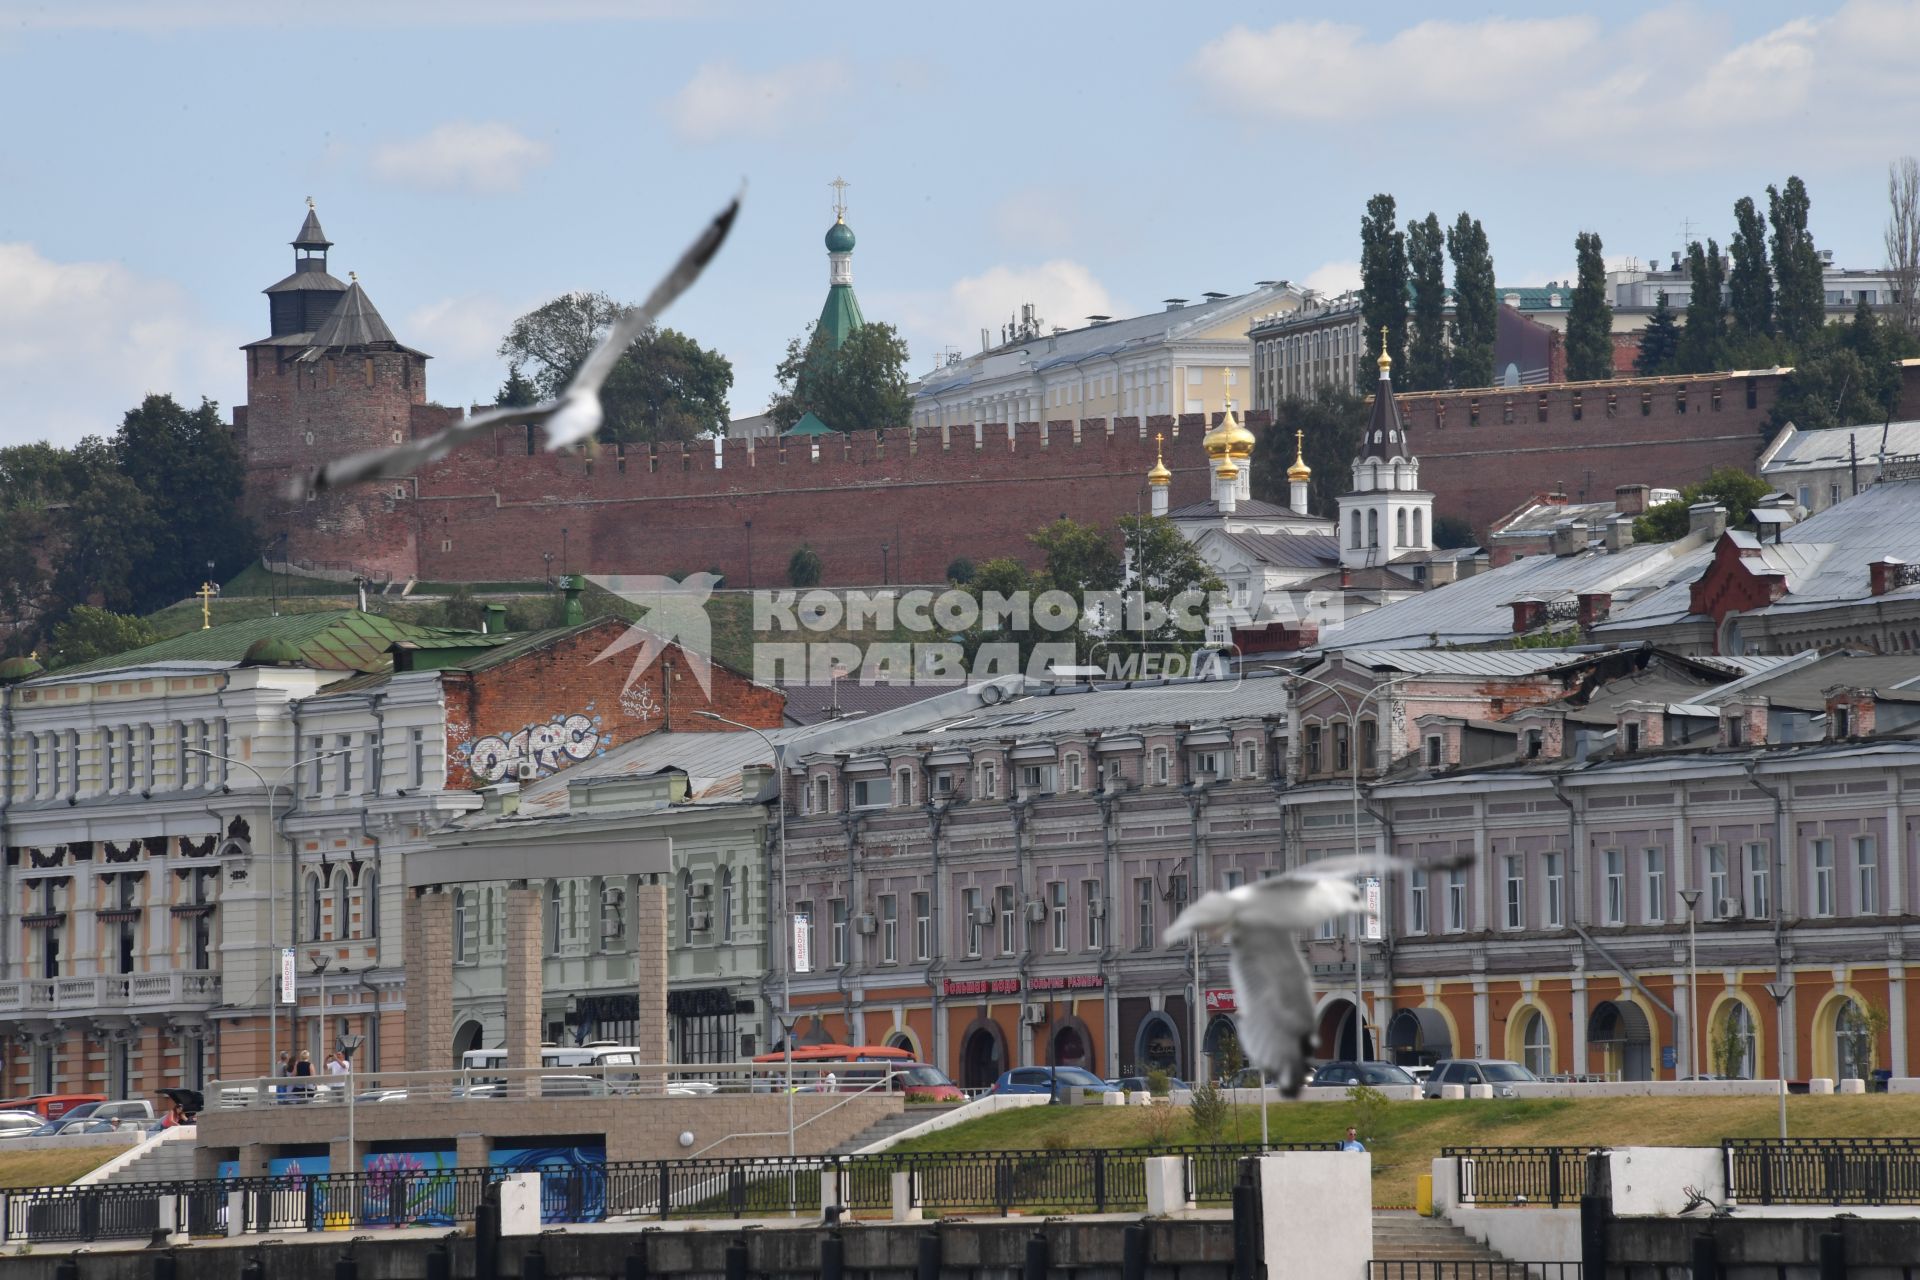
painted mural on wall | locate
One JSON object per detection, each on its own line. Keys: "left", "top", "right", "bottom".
{"left": 461, "top": 708, "right": 611, "bottom": 783}
{"left": 492, "top": 1143, "right": 607, "bottom": 1223}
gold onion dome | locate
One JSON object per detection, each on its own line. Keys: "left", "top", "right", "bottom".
{"left": 1376, "top": 324, "right": 1393, "bottom": 374}
{"left": 1202, "top": 396, "right": 1257, "bottom": 459}
{"left": 1286, "top": 429, "right": 1312, "bottom": 483}
{"left": 1215, "top": 455, "right": 1240, "bottom": 481}
{"left": 1147, "top": 433, "right": 1172, "bottom": 486}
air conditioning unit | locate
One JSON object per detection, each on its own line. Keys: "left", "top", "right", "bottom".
{"left": 1089, "top": 901, "right": 1107, "bottom": 920}
{"left": 971, "top": 906, "right": 995, "bottom": 926}
{"left": 513, "top": 761, "right": 539, "bottom": 782}
{"left": 1022, "top": 1003, "right": 1048, "bottom": 1025}
{"left": 854, "top": 913, "right": 877, "bottom": 935}
{"left": 1715, "top": 896, "right": 1743, "bottom": 920}
{"left": 689, "top": 911, "right": 712, "bottom": 933}
{"left": 1024, "top": 901, "right": 1046, "bottom": 924}
{"left": 692, "top": 882, "right": 712, "bottom": 901}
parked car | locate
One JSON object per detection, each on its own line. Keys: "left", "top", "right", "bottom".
{"left": 93, "top": 1100, "right": 156, "bottom": 1123}
{"left": 993, "top": 1066, "right": 1117, "bottom": 1097}
{"left": 1307, "top": 1061, "right": 1418, "bottom": 1088}
{"left": 1404, "top": 1065, "right": 1433, "bottom": 1086}
{"left": 1106, "top": 1075, "right": 1190, "bottom": 1094}
{"left": 0, "top": 1093, "right": 105, "bottom": 1121}
{"left": 27, "top": 1116, "right": 120, "bottom": 1139}
{"left": 0, "top": 1111, "right": 46, "bottom": 1139}
{"left": 1420, "top": 1060, "right": 1540, "bottom": 1099}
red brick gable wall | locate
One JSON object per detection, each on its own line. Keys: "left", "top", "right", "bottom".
{"left": 1688, "top": 534, "right": 1790, "bottom": 638}
{"left": 442, "top": 617, "right": 782, "bottom": 790}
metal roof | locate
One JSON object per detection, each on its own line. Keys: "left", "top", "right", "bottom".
{"left": 1212, "top": 530, "right": 1341, "bottom": 571}
{"left": 303, "top": 280, "right": 400, "bottom": 351}
{"left": 1734, "top": 654, "right": 1920, "bottom": 709}
{"left": 46, "top": 611, "right": 470, "bottom": 677}
{"left": 1168, "top": 498, "right": 1314, "bottom": 522}
{"left": 779, "top": 681, "right": 954, "bottom": 726}
{"left": 1324, "top": 649, "right": 1598, "bottom": 677}
{"left": 1762, "top": 420, "right": 1920, "bottom": 473}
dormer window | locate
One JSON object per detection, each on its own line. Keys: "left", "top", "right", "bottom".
{"left": 1832, "top": 706, "right": 1851, "bottom": 738}
{"left": 1623, "top": 722, "right": 1641, "bottom": 754}
{"left": 1524, "top": 729, "right": 1543, "bottom": 759}
{"left": 813, "top": 777, "right": 830, "bottom": 814}
{"left": 1724, "top": 716, "right": 1744, "bottom": 746}
{"left": 1425, "top": 735, "right": 1442, "bottom": 767}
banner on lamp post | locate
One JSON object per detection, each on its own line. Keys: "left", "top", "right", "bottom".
{"left": 1363, "top": 878, "right": 1382, "bottom": 941}
{"left": 791, "top": 913, "right": 812, "bottom": 974}
{"left": 280, "top": 947, "right": 297, "bottom": 1004}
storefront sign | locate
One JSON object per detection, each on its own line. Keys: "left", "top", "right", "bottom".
{"left": 280, "top": 947, "right": 296, "bottom": 1004}
{"left": 1205, "top": 988, "right": 1237, "bottom": 1013}
{"left": 942, "top": 974, "right": 1105, "bottom": 998}
{"left": 1364, "top": 877, "right": 1382, "bottom": 941}
{"left": 792, "top": 913, "right": 812, "bottom": 974}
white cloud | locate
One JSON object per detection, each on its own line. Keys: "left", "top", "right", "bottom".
{"left": 664, "top": 59, "right": 849, "bottom": 145}
{"left": 1300, "top": 260, "right": 1360, "bottom": 297}
{"left": 1193, "top": 2, "right": 1920, "bottom": 167}
{"left": 369, "top": 122, "right": 550, "bottom": 195}
{"left": 945, "top": 261, "right": 1120, "bottom": 347}
{"left": 404, "top": 294, "right": 528, "bottom": 365}
{"left": 0, "top": 243, "right": 239, "bottom": 447}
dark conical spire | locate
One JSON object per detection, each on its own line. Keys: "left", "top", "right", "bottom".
{"left": 293, "top": 197, "right": 332, "bottom": 252}
{"left": 1362, "top": 323, "right": 1406, "bottom": 460}
{"left": 302, "top": 274, "right": 397, "bottom": 354}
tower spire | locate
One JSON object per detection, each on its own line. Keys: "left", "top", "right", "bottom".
{"left": 818, "top": 178, "right": 864, "bottom": 350}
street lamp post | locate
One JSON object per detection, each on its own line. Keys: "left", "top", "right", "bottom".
{"left": 188, "top": 746, "right": 350, "bottom": 1081}
{"left": 693, "top": 710, "right": 792, "bottom": 1157}
{"left": 1763, "top": 980, "right": 1793, "bottom": 1139}
{"left": 1678, "top": 889, "right": 1702, "bottom": 1079}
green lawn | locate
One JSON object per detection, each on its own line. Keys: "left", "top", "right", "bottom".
{"left": 892, "top": 1095, "right": 1920, "bottom": 1208}
{"left": 0, "top": 1145, "right": 122, "bottom": 1188}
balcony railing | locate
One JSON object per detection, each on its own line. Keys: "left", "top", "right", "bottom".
{"left": 0, "top": 971, "right": 221, "bottom": 1014}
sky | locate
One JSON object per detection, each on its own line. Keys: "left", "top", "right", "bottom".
{"left": 3, "top": 0, "right": 1920, "bottom": 446}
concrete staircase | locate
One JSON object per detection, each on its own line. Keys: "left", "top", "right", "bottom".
{"left": 1371, "top": 1211, "right": 1520, "bottom": 1266}
{"left": 98, "top": 1130, "right": 198, "bottom": 1185}
{"left": 827, "top": 1109, "right": 941, "bottom": 1157}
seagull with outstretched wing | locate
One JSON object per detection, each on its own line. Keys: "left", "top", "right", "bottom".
{"left": 290, "top": 193, "right": 742, "bottom": 498}
{"left": 1165, "top": 850, "right": 1471, "bottom": 1096}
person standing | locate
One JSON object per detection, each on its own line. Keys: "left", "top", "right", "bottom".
{"left": 275, "top": 1051, "right": 291, "bottom": 1104}
{"left": 1341, "top": 1126, "right": 1367, "bottom": 1152}
{"left": 294, "top": 1050, "right": 315, "bottom": 1101}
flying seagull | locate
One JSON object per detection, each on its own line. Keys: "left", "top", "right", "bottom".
{"left": 1165, "top": 851, "right": 1471, "bottom": 1096}
{"left": 290, "top": 193, "right": 742, "bottom": 498}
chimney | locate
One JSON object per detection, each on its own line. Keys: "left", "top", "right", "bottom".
{"left": 1577, "top": 591, "right": 1612, "bottom": 628}
{"left": 1614, "top": 483, "right": 1651, "bottom": 516}
{"left": 1549, "top": 519, "right": 1589, "bottom": 557}
{"left": 1603, "top": 516, "right": 1636, "bottom": 553}
{"left": 483, "top": 603, "right": 508, "bottom": 634}
{"left": 739, "top": 763, "right": 778, "bottom": 802}
{"left": 562, "top": 574, "right": 586, "bottom": 625}
{"left": 1340, "top": 566, "right": 1353, "bottom": 589}
{"left": 1687, "top": 502, "right": 1728, "bottom": 540}
{"left": 1870, "top": 557, "right": 1907, "bottom": 597}
{"left": 480, "top": 782, "right": 521, "bottom": 817}
{"left": 1508, "top": 598, "right": 1546, "bottom": 633}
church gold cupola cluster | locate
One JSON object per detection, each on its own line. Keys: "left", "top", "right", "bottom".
{"left": 1205, "top": 397, "right": 1254, "bottom": 515}
{"left": 1337, "top": 326, "right": 1433, "bottom": 567}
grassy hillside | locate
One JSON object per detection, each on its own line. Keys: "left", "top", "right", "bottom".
{"left": 0, "top": 1145, "right": 122, "bottom": 1188}
{"left": 893, "top": 1095, "right": 1920, "bottom": 1208}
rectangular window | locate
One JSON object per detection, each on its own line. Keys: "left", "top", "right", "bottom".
{"left": 1707, "top": 846, "right": 1729, "bottom": 914}
{"left": 1425, "top": 735, "right": 1442, "bottom": 767}
{"left": 1855, "top": 835, "right": 1879, "bottom": 915}
{"left": 1812, "top": 839, "right": 1835, "bottom": 917}
{"left": 1359, "top": 720, "right": 1378, "bottom": 769}
{"left": 409, "top": 727, "right": 426, "bottom": 788}
{"left": 1445, "top": 869, "right": 1467, "bottom": 933}
{"left": 1644, "top": 849, "right": 1666, "bottom": 923}
{"left": 894, "top": 768, "right": 913, "bottom": 807}
{"left": 913, "top": 891, "right": 932, "bottom": 961}
{"left": 1018, "top": 763, "right": 1056, "bottom": 795}
{"left": 1048, "top": 881, "right": 1067, "bottom": 952}
{"left": 829, "top": 899, "right": 848, "bottom": 966}
{"left": 1604, "top": 850, "right": 1625, "bottom": 925}
{"left": 1242, "top": 742, "right": 1259, "bottom": 777}
{"left": 1154, "top": 750, "right": 1169, "bottom": 784}
{"left": 1067, "top": 756, "right": 1083, "bottom": 790}
{"left": 1408, "top": 869, "right": 1428, "bottom": 935}
{"left": 1746, "top": 843, "right": 1770, "bottom": 918}
{"left": 814, "top": 776, "right": 831, "bottom": 814}
{"left": 880, "top": 895, "right": 898, "bottom": 963}
{"left": 997, "top": 884, "right": 1016, "bottom": 955}
{"left": 1543, "top": 853, "right": 1564, "bottom": 928}
{"left": 1190, "top": 751, "right": 1219, "bottom": 780}
{"left": 850, "top": 776, "right": 891, "bottom": 809}
{"left": 1223, "top": 868, "right": 1245, "bottom": 892}
{"left": 975, "top": 763, "right": 997, "bottom": 800}
{"left": 1305, "top": 725, "right": 1323, "bottom": 774}
{"left": 1333, "top": 722, "right": 1351, "bottom": 773}
{"left": 336, "top": 733, "right": 353, "bottom": 796}
{"left": 1503, "top": 855, "right": 1525, "bottom": 930}
{"left": 962, "top": 887, "right": 982, "bottom": 957}
{"left": 1084, "top": 879, "right": 1103, "bottom": 950}
{"left": 1135, "top": 877, "right": 1156, "bottom": 949}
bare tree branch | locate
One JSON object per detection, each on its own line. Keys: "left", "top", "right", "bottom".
{"left": 1887, "top": 156, "right": 1920, "bottom": 335}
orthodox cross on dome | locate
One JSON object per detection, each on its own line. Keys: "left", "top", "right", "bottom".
{"left": 830, "top": 175, "right": 850, "bottom": 222}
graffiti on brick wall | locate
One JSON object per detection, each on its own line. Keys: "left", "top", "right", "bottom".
{"left": 462, "top": 710, "right": 610, "bottom": 783}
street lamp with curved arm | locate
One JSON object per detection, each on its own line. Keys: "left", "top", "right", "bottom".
{"left": 692, "top": 709, "right": 796, "bottom": 1156}
{"left": 187, "top": 746, "right": 350, "bottom": 1079}
{"left": 1282, "top": 669, "right": 1415, "bottom": 1064}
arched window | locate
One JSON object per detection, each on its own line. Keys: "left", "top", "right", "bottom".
{"left": 1366, "top": 509, "right": 1379, "bottom": 548}
{"left": 1714, "top": 1002, "right": 1755, "bottom": 1078}
{"left": 1836, "top": 999, "right": 1869, "bottom": 1080}
{"left": 332, "top": 869, "right": 350, "bottom": 940}
{"left": 1413, "top": 509, "right": 1424, "bottom": 546}
{"left": 305, "top": 871, "right": 323, "bottom": 942}
{"left": 1349, "top": 511, "right": 1362, "bottom": 549}
{"left": 720, "top": 867, "right": 735, "bottom": 942}
{"left": 1395, "top": 508, "right": 1408, "bottom": 546}
{"left": 1521, "top": 1011, "right": 1552, "bottom": 1077}
{"left": 681, "top": 868, "right": 696, "bottom": 940}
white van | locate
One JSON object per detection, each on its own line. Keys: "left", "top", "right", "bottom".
{"left": 460, "top": 1044, "right": 643, "bottom": 1092}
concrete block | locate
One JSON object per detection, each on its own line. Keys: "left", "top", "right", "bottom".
{"left": 1440, "top": 1084, "right": 1466, "bottom": 1100}
{"left": 226, "top": 1189, "right": 247, "bottom": 1238}
{"left": 1838, "top": 1078, "right": 1866, "bottom": 1095}
{"left": 1889, "top": 1077, "right": 1920, "bottom": 1094}
{"left": 1129, "top": 1090, "right": 1153, "bottom": 1106}
{"left": 1809, "top": 1077, "right": 1835, "bottom": 1095}
{"left": 1260, "top": 1151, "right": 1371, "bottom": 1280}
{"left": 820, "top": 1170, "right": 844, "bottom": 1215}
{"left": 1144, "top": 1156, "right": 1188, "bottom": 1215}
{"left": 1100, "top": 1090, "right": 1125, "bottom": 1106}
{"left": 1467, "top": 1084, "right": 1494, "bottom": 1100}
{"left": 1608, "top": 1147, "right": 1726, "bottom": 1217}
{"left": 890, "top": 1170, "right": 921, "bottom": 1222}
{"left": 1430, "top": 1157, "right": 1460, "bottom": 1213}
{"left": 499, "top": 1172, "right": 542, "bottom": 1236}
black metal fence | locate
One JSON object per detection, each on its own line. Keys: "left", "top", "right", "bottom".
{"left": 4, "top": 1180, "right": 226, "bottom": 1244}
{"left": 1724, "top": 1137, "right": 1920, "bottom": 1206}
{"left": 1371, "top": 1264, "right": 1582, "bottom": 1278}
{"left": 1444, "top": 1146, "right": 1596, "bottom": 1208}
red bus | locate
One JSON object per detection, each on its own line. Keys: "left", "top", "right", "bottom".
{"left": 750, "top": 1045, "right": 963, "bottom": 1102}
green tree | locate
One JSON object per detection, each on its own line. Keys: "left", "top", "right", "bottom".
{"left": 495, "top": 367, "right": 538, "bottom": 407}
{"left": 1405, "top": 212, "right": 1449, "bottom": 391}
{"left": 113, "top": 395, "right": 253, "bottom": 614}
{"left": 498, "top": 292, "right": 733, "bottom": 442}
{"left": 1565, "top": 231, "right": 1614, "bottom": 381}
{"left": 768, "top": 321, "right": 912, "bottom": 432}
{"left": 1250, "top": 385, "right": 1367, "bottom": 521}
{"left": 1031, "top": 517, "right": 1121, "bottom": 594}
{"left": 1446, "top": 213, "right": 1497, "bottom": 389}
{"left": 1116, "top": 514, "right": 1224, "bottom": 650}
{"left": 46, "top": 606, "right": 159, "bottom": 669}
{"left": 1358, "top": 194, "right": 1408, "bottom": 380}
{"left": 945, "top": 557, "right": 975, "bottom": 585}
{"left": 1634, "top": 293, "right": 1682, "bottom": 377}
{"left": 1674, "top": 241, "right": 1728, "bottom": 374}
{"left": 1768, "top": 176, "right": 1825, "bottom": 347}
{"left": 437, "top": 584, "right": 485, "bottom": 630}
{"left": 1632, "top": 466, "right": 1772, "bottom": 542}
{"left": 1728, "top": 195, "right": 1774, "bottom": 341}
{"left": 787, "top": 545, "right": 823, "bottom": 587}
{"left": 1432, "top": 514, "right": 1476, "bottom": 550}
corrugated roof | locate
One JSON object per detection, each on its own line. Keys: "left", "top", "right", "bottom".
{"left": 1168, "top": 498, "right": 1312, "bottom": 522}
{"left": 1736, "top": 654, "right": 1920, "bottom": 708}
{"left": 1763, "top": 420, "right": 1920, "bottom": 473}
{"left": 48, "top": 611, "right": 472, "bottom": 677}
{"left": 1213, "top": 530, "right": 1341, "bottom": 571}
{"left": 1326, "top": 649, "right": 1597, "bottom": 677}
{"left": 780, "top": 681, "right": 954, "bottom": 726}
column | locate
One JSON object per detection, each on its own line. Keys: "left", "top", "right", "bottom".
{"left": 1471, "top": 978, "right": 1490, "bottom": 1059}
{"left": 403, "top": 889, "right": 452, "bottom": 1071}
{"left": 503, "top": 882, "right": 543, "bottom": 1075}
{"left": 1891, "top": 965, "right": 1909, "bottom": 1078}
{"left": 632, "top": 880, "right": 668, "bottom": 1072}
{"left": 1571, "top": 974, "right": 1589, "bottom": 1071}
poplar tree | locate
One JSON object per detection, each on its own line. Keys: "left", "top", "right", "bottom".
{"left": 1727, "top": 196, "right": 1774, "bottom": 341}
{"left": 1565, "top": 231, "right": 1614, "bottom": 382}
{"left": 1447, "top": 214, "right": 1497, "bottom": 389}
{"left": 1675, "top": 240, "right": 1728, "bottom": 374}
{"left": 1768, "top": 177, "right": 1825, "bottom": 347}
{"left": 1405, "top": 212, "right": 1449, "bottom": 390}
{"left": 1359, "top": 195, "right": 1408, "bottom": 379}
